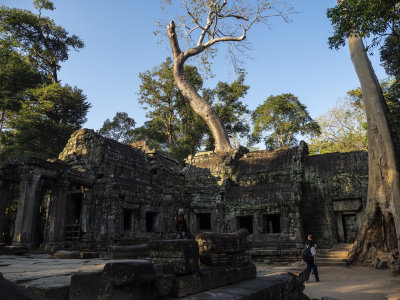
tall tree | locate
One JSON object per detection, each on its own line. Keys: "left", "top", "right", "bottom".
{"left": 252, "top": 93, "right": 320, "bottom": 150}
{"left": 308, "top": 98, "right": 367, "bottom": 155}
{"left": 0, "top": 43, "right": 43, "bottom": 134}
{"left": 212, "top": 73, "right": 251, "bottom": 148}
{"left": 328, "top": 0, "right": 400, "bottom": 270}
{"left": 163, "top": 0, "right": 293, "bottom": 152}
{"left": 1, "top": 84, "right": 90, "bottom": 159}
{"left": 0, "top": 0, "right": 84, "bottom": 83}
{"left": 138, "top": 57, "right": 203, "bottom": 149}
{"left": 98, "top": 112, "right": 136, "bottom": 144}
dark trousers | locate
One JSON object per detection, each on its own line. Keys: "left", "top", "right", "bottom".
{"left": 306, "top": 261, "right": 320, "bottom": 282}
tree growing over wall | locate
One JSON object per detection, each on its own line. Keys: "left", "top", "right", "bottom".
{"left": 135, "top": 58, "right": 251, "bottom": 162}
{"left": 162, "top": 0, "right": 293, "bottom": 152}
{"left": 328, "top": 0, "right": 400, "bottom": 271}
{"left": 252, "top": 93, "right": 320, "bottom": 150}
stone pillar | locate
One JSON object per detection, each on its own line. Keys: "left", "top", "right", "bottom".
{"left": 45, "top": 180, "right": 69, "bottom": 250}
{"left": 12, "top": 171, "right": 41, "bottom": 247}
{"left": 0, "top": 179, "right": 10, "bottom": 243}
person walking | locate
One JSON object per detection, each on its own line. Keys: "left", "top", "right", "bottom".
{"left": 305, "top": 240, "right": 320, "bottom": 282}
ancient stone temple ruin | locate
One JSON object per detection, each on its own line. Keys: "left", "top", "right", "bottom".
{"left": 0, "top": 128, "right": 368, "bottom": 251}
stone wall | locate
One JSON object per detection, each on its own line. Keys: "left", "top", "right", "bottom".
{"left": 185, "top": 142, "right": 308, "bottom": 249}
{"left": 302, "top": 151, "right": 368, "bottom": 247}
{"left": 56, "top": 129, "right": 187, "bottom": 249}
{"left": 0, "top": 128, "right": 369, "bottom": 251}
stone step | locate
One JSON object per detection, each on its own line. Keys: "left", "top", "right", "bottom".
{"left": 316, "top": 257, "right": 347, "bottom": 266}
{"left": 318, "top": 252, "right": 349, "bottom": 259}
{"left": 332, "top": 243, "right": 353, "bottom": 250}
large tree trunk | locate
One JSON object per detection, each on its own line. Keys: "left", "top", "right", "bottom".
{"left": 346, "top": 35, "right": 400, "bottom": 269}
{"left": 167, "top": 21, "right": 232, "bottom": 152}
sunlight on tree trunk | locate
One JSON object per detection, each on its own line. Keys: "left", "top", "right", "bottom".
{"left": 346, "top": 34, "right": 400, "bottom": 267}
{"left": 167, "top": 21, "right": 232, "bottom": 152}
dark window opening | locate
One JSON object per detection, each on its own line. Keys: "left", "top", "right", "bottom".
{"left": 66, "top": 194, "right": 82, "bottom": 225}
{"left": 237, "top": 216, "right": 253, "bottom": 234}
{"left": 123, "top": 209, "right": 134, "bottom": 231}
{"left": 146, "top": 212, "right": 158, "bottom": 232}
{"left": 197, "top": 213, "right": 211, "bottom": 231}
{"left": 263, "top": 214, "right": 281, "bottom": 233}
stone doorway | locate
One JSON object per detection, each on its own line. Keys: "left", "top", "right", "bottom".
{"left": 237, "top": 216, "right": 253, "bottom": 234}
{"left": 64, "top": 193, "right": 82, "bottom": 243}
{"left": 342, "top": 214, "right": 357, "bottom": 243}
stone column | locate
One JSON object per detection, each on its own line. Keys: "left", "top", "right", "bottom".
{"left": 0, "top": 179, "right": 10, "bottom": 243}
{"left": 45, "top": 180, "right": 69, "bottom": 250}
{"left": 12, "top": 171, "right": 41, "bottom": 247}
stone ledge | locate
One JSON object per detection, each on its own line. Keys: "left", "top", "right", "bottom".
{"left": 173, "top": 269, "right": 308, "bottom": 300}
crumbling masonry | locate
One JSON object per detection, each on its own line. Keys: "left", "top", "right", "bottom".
{"left": 0, "top": 129, "right": 368, "bottom": 251}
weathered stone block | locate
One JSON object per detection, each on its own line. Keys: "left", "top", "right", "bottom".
{"left": 52, "top": 250, "right": 80, "bottom": 259}
{"left": 226, "top": 263, "right": 257, "bottom": 283}
{"left": 149, "top": 240, "right": 199, "bottom": 275}
{"left": 23, "top": 275, "right": 70, "bottom": 300}
{"left": 107, "top": 244, "right": 149, "bottom": 259}
{"left": 151, "top": 257, "right": 199, "bottom": 275}
{"left": 171, "top": 273, "right": 204, "bottom": 298}
{"left": 195, "top": 229, "right": 250, "bottom": 255}
{"left": 69, "top": 261, "right": 160, "bottom": 300}
{"left": 200, "top": 252, "right": 252, "bottom": 267}
{"left": 0, "top": 273, "right": 46, "bottom": 300}
{"left": 199, "top": 266, "right": 228, "bottom": 290}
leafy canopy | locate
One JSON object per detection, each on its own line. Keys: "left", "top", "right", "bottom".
{"left": 327, "top": 0, "right": 400, "bottom": 50}
{"left": 308, "top": 97, "right": 367, "bottom": 155}
{"left": 98, "top": 112, "right": 136, "bottom": 144}
{"left": 252, "top": 93, "right": 320, "bottom": 150}
{"left": 0, "top": 0, "right": 84, "bottom": 82}
{"left": 1, "top": 83, "right": 90, "bottom": 159}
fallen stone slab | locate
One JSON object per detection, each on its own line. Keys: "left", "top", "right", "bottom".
{"left": 0, "top": 273, "right": 46, "bottom": 300}
{"left": 171, "top": 272, "right": 204, "bottom": 298}
{"left": 52, "top": 250, "right": 80, "bottom": 259}
{"left": 22, "top": 275, "right": 70, "bottom": 300}
{"left": 69, "top": 260, "right": 164, "bottom": 300}
{"left": 177, "top": 270, "right": 308, "bottom": 300}
{"left": 149, "top": 240, "right": 199, "bottom": 275}
{"left": 107, "top": 244, "right": 149, "bottom": 259}
{"left": 195, "top": 229, "right": 250, "bottom": 255}
{"left": 80, "top": 251, "right": 106, "bottom": 259}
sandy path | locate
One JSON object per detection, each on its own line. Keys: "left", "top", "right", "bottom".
{"left": 303, "top": 266, "right": 400, "bottom": 300}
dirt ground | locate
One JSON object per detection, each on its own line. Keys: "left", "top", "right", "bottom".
{"left": 303, "top": 265, "right": 400, "bottom": 300}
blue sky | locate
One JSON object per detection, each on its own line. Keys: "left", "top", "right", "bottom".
{"left": 2, "top": 0, "right": 387, "bottom": 139}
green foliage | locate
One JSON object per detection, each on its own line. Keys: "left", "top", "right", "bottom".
{"left": 308, "top": 80, "right": 400, "bottom": 155}
{"left": 252, "top": 93, "right": 320, "bottom": 150}
{"left": 137, "top": 57, "right": 204, "bottom": 144}
{"left": 0, "top": 1, "right": 89, "bottom": 161}
{"left": 0, "top": 0, "right": 84, "bottom": 82}
{"left": 348, "top": 80, "right": 400, "bottom": 136}
{"left": 213, "top": 73, "right": 251, "bottom": 145}
{"left": 0, "top": 43, "right": 44, "bottom": 131}
{"left": 98, "top": 112, "right": 136, "bottom": 144}
{"left": 1, "top": 83, "right": 90, "bottom": 160}
{"left": 135, "top": 58, "right": 251, "bottom": 161}
{"left": 327, "top": 0, "right": 400, "bottom": 50}
{"left": 308, "top": 97, "right": 367, "bottom": 155}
